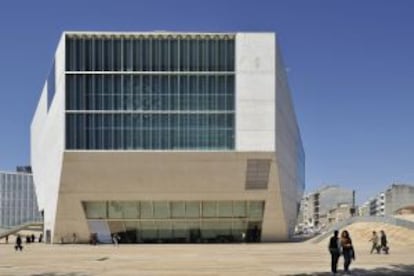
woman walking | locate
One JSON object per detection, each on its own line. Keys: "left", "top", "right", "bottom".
{"left": 340, "top": 230, "right": 355, "bottom": 274}
{"left": 380, "top": 230, "right": 389, "bottom": 254}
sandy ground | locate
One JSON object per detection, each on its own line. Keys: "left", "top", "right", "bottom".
{"left": 0, "top": 241, "right": 413, "bottom": 275}
{"left": 0, "top": 222, "right": 413, "bottom": 275}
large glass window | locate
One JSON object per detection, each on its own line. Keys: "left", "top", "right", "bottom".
{"left": 83, "top": 200, "right": 264, "bottom": 243}
{"left": 65, "top": 34, "right": 235, "bottom": 151}
{"left": 84, "top": 202, "right": 106, "bottom": 219}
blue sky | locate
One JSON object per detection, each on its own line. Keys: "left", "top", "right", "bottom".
{"left": 0, "top": 0, "right": 413, "bottom": 203}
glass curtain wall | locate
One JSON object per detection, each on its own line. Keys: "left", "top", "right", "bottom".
{"left": 0, "top": 173, "right": 42, "bottom": 227}
{"left": 65, "top": 34, "right": 235, "bottom": 150}
{"left": 83, "top": 200, "right": 264, "bottom": 243}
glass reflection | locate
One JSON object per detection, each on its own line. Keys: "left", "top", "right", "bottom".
{"left": 83, "top": 200, "right": 264, "bottom": 243}
{"left": 65, "top": 35, "right": 235, "bottom": 151}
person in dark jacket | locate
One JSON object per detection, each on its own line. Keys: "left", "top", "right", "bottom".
{"left": 380, "top": 230, "right": 389, "bottom": 254}
{"left": 328, "top": 230, "right": 341, "bottom": 274}
{"left": 15, "top": 235, "right": 23, "bottom": 251}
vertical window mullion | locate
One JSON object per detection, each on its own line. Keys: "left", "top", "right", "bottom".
{"left": 120, "top": 76, "right": 124, "bottom": 148}
{"left": 149, "top": 36, "right": 153, "bottom": 71}
{"left": 120, "top": 36, "right": 124, "bottom": 71}
{"left": 91, "top": 75, "right": 95, "bottom": 149}
{"left": 149, "top": 75, "right": 153, "bottom": 149}
{"left": 224, "top": 75, "right": 228, "bottom": 148}
{"left": 186, "top": 76, "right": 190, "bottom": 148}
{"left": 130, "top": 76, "right": 134, "bottom": 148}
{"left": 177, "top": 36, "right": 180, "bottom": 72}
{"left": 167, "top": 76, "right": 171, "bottom": 148}
{"left": 111, "top": 37, "right": 114, "bottom": 72}
{"left": 214, "top": 75, "right": 218, "bottom": 148}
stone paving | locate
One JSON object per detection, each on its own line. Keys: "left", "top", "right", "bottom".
{"left": 0, "top": 240, "right": 413, "bottom": 275}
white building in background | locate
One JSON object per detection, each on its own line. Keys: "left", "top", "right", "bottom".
{"left": 298, "top": 185, "right": 354, "bottom": 229}
{"left": 385, "top": 184, "right": 414, "bottom": 215}
{"left": 0, "top": 169, "right": 42, "bottom": 227}
{"left": 359, "top": 184, "right": 414, "bottom": 217}
{"left": 369, "top": 192, "right": 385, "bottom": 216}
{"left": 31, "top": 31, "right": 305, "bottom": 243}
{"left": 358, "top": 201, "right": 371, "bottom": 216}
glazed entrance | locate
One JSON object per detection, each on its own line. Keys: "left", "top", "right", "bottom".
{"left": 84, "top": 200, "right": 264, "bottom": 243}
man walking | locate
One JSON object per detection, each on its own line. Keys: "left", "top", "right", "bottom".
{"left": 328, "top": 230, "right": 341, "bottom": 274}
{"left": 369, "top": 231, "right": 380, "bottom": 254}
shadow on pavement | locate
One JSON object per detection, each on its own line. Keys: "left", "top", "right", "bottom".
{"left": 31, "top": 273, "right": 89, "bottom": 276}
{"left": 285, "top": 264, "right": 414, "bottom": 275}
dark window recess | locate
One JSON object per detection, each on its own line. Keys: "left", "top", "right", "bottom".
{"left": 245, "top": 159, "right": 271, "bottom": 190}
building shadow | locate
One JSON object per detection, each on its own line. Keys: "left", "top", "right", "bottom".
{"left": 31, "top": 273, "right": 90, "bottom": 276}
{"left": 285, "top": 264, "right": 414, "bottom": 275}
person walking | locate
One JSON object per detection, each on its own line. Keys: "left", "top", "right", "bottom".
{"left": 369, "top": 231, "right": 380, "bottom": 254}
{"left": 328, "top": 230, "right": 341, "bottom": 274}
{"left": 15, "top": 234, "right": 23, "bottom": 251}
{"left": 380, "top": 230, "right": 389, "bottom": 254}
{"left": 340, "top": 230, "right": 355, "bottom": 274}
{"left": 112, "top": 233, "right": 120, "bottom": 246}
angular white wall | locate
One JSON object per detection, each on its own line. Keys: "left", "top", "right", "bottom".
{"left": 274, "top": 38, "right": 305, "bottom": 235}
{"left": 235, "top": 33, "right": 275, "bottom": 151}
{"left": 30, "top": 34, "right": 66, "bottom": 241}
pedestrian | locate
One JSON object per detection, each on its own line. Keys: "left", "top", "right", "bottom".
{"left": 15, "top": 234, "right": 23, "bottom": 251}
{"left": 38, "top": 233, "right": 43, "bottom": 243}
{"left": 380, "top": 230, "right": 389, "bottom": 254}
{"left": 340, "top": 230, "right": 355, "bottom": 274}
{"left": 328, "top": 230, "right": 341, "bottom": 274}
{"left": 241, "top": 232, "right": 246, "bottom": 243}
{"left": 5, "top": 235, "right": 8, "bottom": 244}
{"left": 31, "top": 234, "right": 35, "bottom": 243}
{"left": 369, "top": 231, "right": 380, "bottom": 254}
{"left": 72, "top": 233, "right": 77, "bottom": 244}
{"left": 112, "top": 233, "right": 120, "bottom": 246}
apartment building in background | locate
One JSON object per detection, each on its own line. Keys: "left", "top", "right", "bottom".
{"left": 298, "top": 185, "right": 353, "bottom": 230}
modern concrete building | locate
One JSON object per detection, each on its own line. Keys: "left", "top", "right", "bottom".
{"left": 31, "top": 32, "right": 304, "bottom": 243}
{"left": 0, "top": 169, "right": 42, "bottom": 227}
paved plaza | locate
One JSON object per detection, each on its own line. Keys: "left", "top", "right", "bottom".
{"left": 0, "top": 240, "right": 413, "bottom": 275}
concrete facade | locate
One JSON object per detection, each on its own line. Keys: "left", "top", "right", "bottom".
{"left": 298, "top": 185, "right": 353, "bottom": 229}
{"left": 385, "top": 184, "right": 414, "bottom": 215}
{"left": 31, "top": 32, "right": 304, "bottom": 243}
